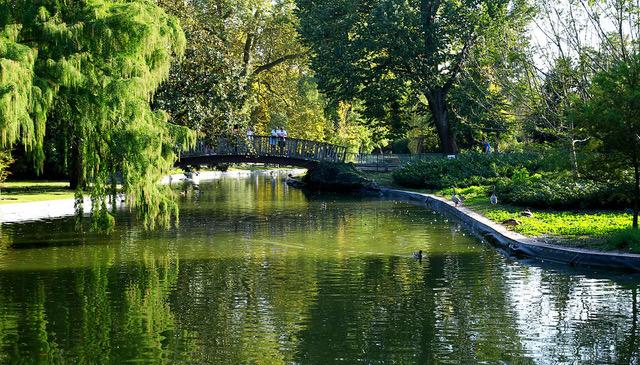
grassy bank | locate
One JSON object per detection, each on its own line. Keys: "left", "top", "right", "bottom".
{"left": 363, "top": 171, "right": 639, "bottom": 253}
{"left": 0, "top": 181, "right": 74, "bottom": 205}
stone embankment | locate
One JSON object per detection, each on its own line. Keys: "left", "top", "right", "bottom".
{"left": 382, "top": 188, "right": 640, "bottom": 272}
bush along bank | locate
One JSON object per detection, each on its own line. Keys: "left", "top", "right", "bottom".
{"left": 300, "top": 162, "right": 380, "bottom": 193}
{"left": 392, "top": 151, "right": 547, "bottom": 189}
{"left": 388, "top": 152, "right": 639, "bottom": 254}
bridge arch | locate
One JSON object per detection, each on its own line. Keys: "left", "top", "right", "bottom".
{"left": 176, "top": 136, "right": 348, "bottom": 168}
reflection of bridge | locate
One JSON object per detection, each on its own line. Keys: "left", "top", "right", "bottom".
{"left": 176, "top": 136, "right": 348, "bottom": 168}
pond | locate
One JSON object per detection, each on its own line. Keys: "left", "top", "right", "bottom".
{"left": 0, "top": 172, "right": 638, "bottom": 364}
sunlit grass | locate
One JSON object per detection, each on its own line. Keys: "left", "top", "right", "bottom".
{"left": 0, "top": 181, "right": 74, "bottom": 205}
{"left": 437, "top": 186, "right": 638, "bottom": 253}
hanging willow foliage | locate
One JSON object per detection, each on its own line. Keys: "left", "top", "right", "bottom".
{"left": 0, "top": 0, "right": 195, "bottom": 230}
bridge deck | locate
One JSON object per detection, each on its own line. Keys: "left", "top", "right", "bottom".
{"left": 177, "top": 136, "right": 347, "bottom": 167}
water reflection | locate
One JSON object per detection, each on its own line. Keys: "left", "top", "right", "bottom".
{"left": 0, "top": 173, "right": 638, "bottom": 364}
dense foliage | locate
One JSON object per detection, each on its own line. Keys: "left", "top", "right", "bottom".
{"left": 296, "top": 0, "right": 533, "bottom": 153}
{"left": 393, "top": 151, "right": 634, "bottom": 210}
{"left": 575, "top": 57, "right": 640, "bottom": 227}
{"left": 392, "top": 152, "right": 545, "bottom": 189}
{"left": 495, "top": 176, "right": 632, "bottom": 210}
{"left": 304, "top": 162, "right": 378, "bottom": 192}
{"left": 0, "top": 0, "right": 194, "bottom": 229}
{"left": 155, "top": 0, "right": 314, "bottom": 136}
{"left": 0, "top": 150, "right": 12, "bottom": 189}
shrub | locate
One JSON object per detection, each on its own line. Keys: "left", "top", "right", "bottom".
{"left": 390, "top": 138, "right": 411, "bottom": 154}
{"left": 495, "top": 175, "right": 632, "bottom": 210}
{"left": 392, "top": 152, "right": 544, "bottom": 189}
{"left": 214, "top": 163, "right": 230, "bottom": 172}
{"left": 0, "top": 150, "right": 13, "bottom": 197}
{"left": 304, "top": 162, "right": 379, "bottom": 191}
{"left": 606, "top": 229, "right": 640, "bottom": 253}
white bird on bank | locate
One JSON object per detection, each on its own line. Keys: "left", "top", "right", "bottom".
{"left": 521, "top": 208, "right": 533, "bottom": 217}
{"left": 490, "top": 192, "right": 498, "bottom": 205}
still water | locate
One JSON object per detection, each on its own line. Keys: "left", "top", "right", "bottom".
{"left": 0, "top": 172, "right": 638, "bottom": 364}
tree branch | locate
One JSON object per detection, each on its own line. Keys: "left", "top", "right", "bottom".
{"left": 443, "top": 37, "right": 474, "bottom": 93}
{"left": 241, "top": 32, "right": 255, "bottom": 76}
{"left": 253, "top": 53, "right": 306, "bottom": 75}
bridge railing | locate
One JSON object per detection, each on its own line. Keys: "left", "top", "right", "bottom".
{"left": 348, "top": 153, "right": 447, "bottom": 171}
{"left": 182, "top": 136, "right": 348, "bottom": 163}
{"left": 351, "top": 153, "right": 445, "bottom": 165}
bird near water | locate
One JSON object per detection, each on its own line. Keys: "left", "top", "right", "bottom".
{"left": 490, "top": 192, "right": 498, "bottom": 205}
{"left": 412, "top": 250, "right": 423, "bottom": 260}
{"left": 451, "top": 190, "right": 461, "bottom": 207}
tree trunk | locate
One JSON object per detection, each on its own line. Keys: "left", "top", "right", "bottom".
{"left": 633, "top": 144, "right": 639, "bottom": 229}
{"left": 69, "top": 137, "right": 84, "bottom": 191}
{"left": 570, "top": 139, "right": 580, "bottom": 179}
{"left": 427, "top": 88, "right": 458, "bottom": 154}
{"left": 390, "top": 100, "right": 404, "bottom": 140}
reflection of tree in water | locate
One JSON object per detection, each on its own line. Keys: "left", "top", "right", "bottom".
{"left": 292, "top": 251, "right": 534, "bottom": 363}
{"left": 619, "top": 288, "right": 639, "bottom": 364}
{"left": 505, "top": 267, "right": 640, "bottom": 363}
{"left": 0, "top": 253, "right": 187, "bottom": 363}
{"left": 168, "top": 254, "right": 319, "bottom": 364}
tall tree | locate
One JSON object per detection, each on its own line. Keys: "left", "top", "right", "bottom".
{"left": 0, "top": 0, "right": 194, "bottom": 229}
{"left": 578, "top": 58, "right": 640, "bottom": 229}
{"left": 155, "top": 0, "right": 329, "bottom": 140}
{"left": 296, "top": 0, "right": 532, "bottom": 153}
{"left": 448, "top": 27, "right": 532, "bottom": 151}
{"left": 532, "top": 0, "right": 640, "bottom": 227}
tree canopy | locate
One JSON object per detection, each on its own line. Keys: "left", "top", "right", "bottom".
{"left": 0, "top": 0, "right": 194, "bottom": 229}
{"left": 296, "top": 0, "right": 532, "bottom": 153}
{"left": 576, "top": 57, "right": 640, "bottom": 228}
{"left": 154, "top": 0, "right": 327, "bottom": 140}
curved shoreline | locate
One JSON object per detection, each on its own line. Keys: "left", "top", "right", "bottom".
{"left": 381, "top": 188, "right": 640, "bottom": 272}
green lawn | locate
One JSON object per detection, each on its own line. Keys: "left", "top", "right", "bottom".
{"left": 0, "top": 181, "right": 74, "bottom": 204}
{"left": 364, "top": 172, "right": 639, "bottom": 253}
{"left": 436, "top": 186, "right": 635, "bottom": 250}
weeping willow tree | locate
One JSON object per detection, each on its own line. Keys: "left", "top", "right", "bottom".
{"left": 0, "top": 0, "right": 195, "bottom": 230}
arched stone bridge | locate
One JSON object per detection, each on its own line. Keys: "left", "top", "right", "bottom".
{"left": 176, "top": 136, "right": 348, "bottom": 168}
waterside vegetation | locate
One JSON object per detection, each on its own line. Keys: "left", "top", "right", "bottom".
{"left": 302, "top": 162, "right": 379, "bottom": 192}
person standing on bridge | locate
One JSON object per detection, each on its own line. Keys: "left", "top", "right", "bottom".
{"left": 270, "top": 127, "right": 278, "bottom": 154}
{"left": 277, "top": 126, "right": 287, "bottom": 154}
{"left": 247, "top": 126, "right": 254, "bottom": 141}
{"left": 245, "top": 126, "right": 255, "bottom": 154}
{"left": 231, "top": 124, "right": 240, "bottom": 153}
